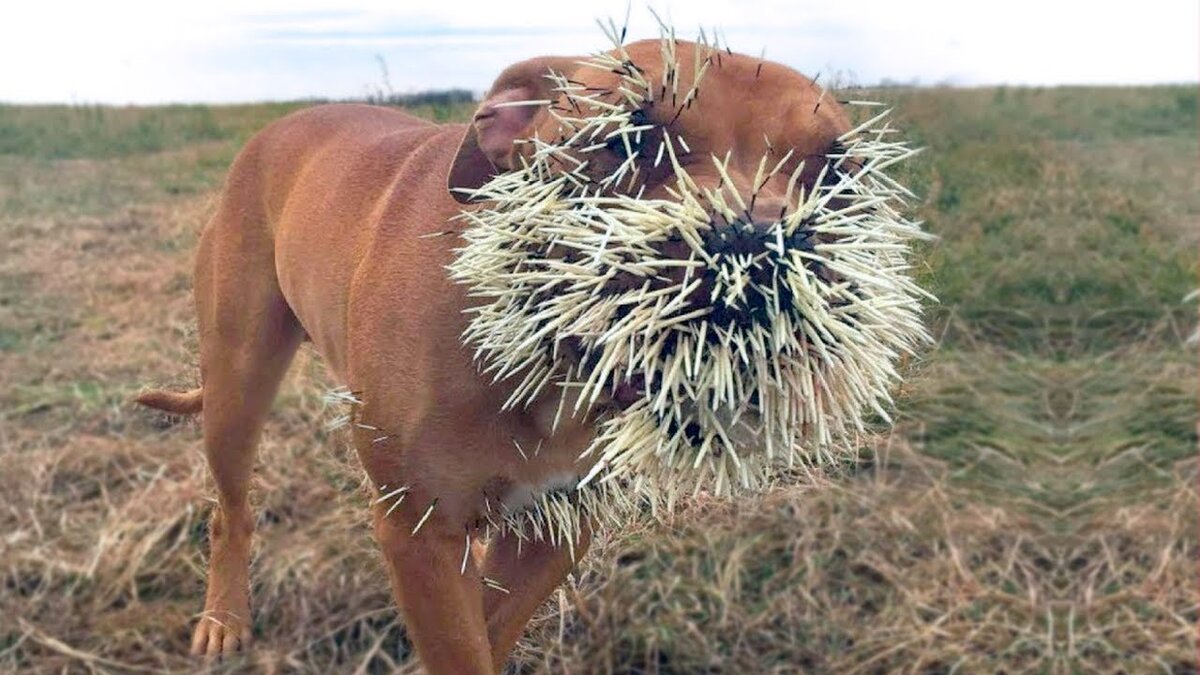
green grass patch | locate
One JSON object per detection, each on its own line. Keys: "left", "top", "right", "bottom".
{"left": 0, "top": 102, "right": 308, "bottom": 159}
{"left": 878, "top": 86, "right": 1198, "bottom": 353}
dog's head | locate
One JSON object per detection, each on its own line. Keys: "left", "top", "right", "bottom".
{"left": 448, "top": 36, "right": 931, "bottom": 499}
{"left": 450, "top": 41, "right": 848, "bottom": 207}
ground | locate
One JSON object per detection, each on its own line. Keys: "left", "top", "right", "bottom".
{"left": 0, "top": 86, "right": 1195, "bottom": 673}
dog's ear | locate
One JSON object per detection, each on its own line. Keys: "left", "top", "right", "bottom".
{"left": 448, "top": 56, "right": 580, "bottom": 203}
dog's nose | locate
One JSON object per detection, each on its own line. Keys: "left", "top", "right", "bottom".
{"left": 703, "top": 218, "right": 795, "bottom": 256}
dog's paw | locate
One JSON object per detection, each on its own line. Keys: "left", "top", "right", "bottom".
{"left": 190, "top": 611, "right": 252, "bottom": 660}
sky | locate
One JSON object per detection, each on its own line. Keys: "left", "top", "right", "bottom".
{"left": 3, "top": 0, "right": 1197, "bottom": 104}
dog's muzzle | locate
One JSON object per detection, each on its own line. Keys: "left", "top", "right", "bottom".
{"left": 451, "top": 90, "right": 929, "bottom": 502}
{"left": 599, "top": 212, "right": 825, "bottom": 416}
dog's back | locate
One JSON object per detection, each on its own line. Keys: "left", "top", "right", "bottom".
{"left": 139, "top": 103, "right": 469, "bottom": 406}
{"left": 216, "top": 104, "right": 467, "bottom": 378}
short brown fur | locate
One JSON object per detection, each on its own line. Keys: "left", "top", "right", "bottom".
{"left": 137, "top": 39, "right": 849, "bottom": 673}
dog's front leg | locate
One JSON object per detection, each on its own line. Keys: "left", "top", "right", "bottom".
{"left": 372, "top": 506, "right": 495, "bottom": 675}
{"left": 481, "top": 525, "right": 592, "bottom": 669}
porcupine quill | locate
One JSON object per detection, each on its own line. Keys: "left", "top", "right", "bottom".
{"left": 333, "top": 17, "right": 931, "bottom": 551}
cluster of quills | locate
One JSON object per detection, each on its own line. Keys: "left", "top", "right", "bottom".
{"left": 325, "top": 387, "right": 622, "bottom": 565}
{"left": 329, "top": 17, "right": 932, "bottom": 552}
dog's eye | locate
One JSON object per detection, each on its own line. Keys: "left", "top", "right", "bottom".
{"left": 605, "top": 137, "right": 638, "bottom": 159}
{"left": 606, "top": 133, "right": 641, "bottom": 159}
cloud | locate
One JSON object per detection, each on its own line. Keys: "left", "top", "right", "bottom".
{"left": 1, "top": 0, "right": 1195, "bottom": 103}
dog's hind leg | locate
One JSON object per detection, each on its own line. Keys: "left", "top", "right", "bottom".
{"left": 187, "top": 194, "right": 305, "bottom": 660}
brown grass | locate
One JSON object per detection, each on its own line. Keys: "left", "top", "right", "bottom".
{"left": 1, "top": 87, "right": 1196, "bottom": 673}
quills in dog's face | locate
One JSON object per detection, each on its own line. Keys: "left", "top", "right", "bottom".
{"left": 450, "top": 23, "right": 933, "bottom": 510}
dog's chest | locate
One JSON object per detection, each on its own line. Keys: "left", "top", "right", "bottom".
{"left": 497, "top": 471, "right": 580, "bottom": 512}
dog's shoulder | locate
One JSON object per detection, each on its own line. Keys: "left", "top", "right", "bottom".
{"left": 255, "top": 104, "right": 434, "bottom": 148}
{"left": 234, "top": 104, "right": 459, "bottom": 187}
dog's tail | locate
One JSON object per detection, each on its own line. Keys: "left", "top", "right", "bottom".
{"left": 135, "top": 387, "right": 204, "bottom": 415}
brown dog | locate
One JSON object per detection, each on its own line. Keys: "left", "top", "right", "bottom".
{"left": 137, "top": 38, "right": 850, "bottom": 673}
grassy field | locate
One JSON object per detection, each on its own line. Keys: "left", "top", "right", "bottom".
{"left": 1, "top": 85, "right": 1195, "bottom": 673}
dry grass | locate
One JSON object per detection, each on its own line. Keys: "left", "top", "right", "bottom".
{"left": 517, "top": 446, "right": 1196, "bottom": 674}
{"left": 1, "top": 86, "right": 1196, "bottom": 673}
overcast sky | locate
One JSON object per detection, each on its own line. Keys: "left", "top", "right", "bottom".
{"left": 3, "top": 0, "right": 1197, "bottom": 104}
